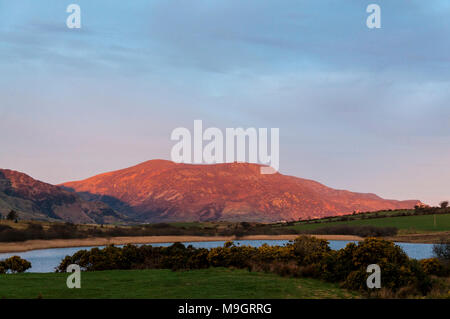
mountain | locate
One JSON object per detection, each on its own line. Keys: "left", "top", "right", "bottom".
{"left": 61, "top": 160, "right": 422, "bottom": 223}
{"left": 0, "top": 169, "right": 127, "bottom": 224}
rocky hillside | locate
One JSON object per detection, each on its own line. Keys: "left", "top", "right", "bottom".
{"left": 61, "top": 160, "right": 422, "bottom": 222}
{"left": 0, "top": 169, "right": 127, "bottom": 224}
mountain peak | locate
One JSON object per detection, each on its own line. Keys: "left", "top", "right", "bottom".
{"left": 61, "top": 160, "right": 421, "bottom": 222}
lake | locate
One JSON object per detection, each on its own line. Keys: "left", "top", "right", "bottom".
{"left": 0, "top": 240, "right": 436, "bottom": 273}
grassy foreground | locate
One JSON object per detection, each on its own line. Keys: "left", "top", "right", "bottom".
{"left": 0, "top": 268, "right": 359, "bottom": 299}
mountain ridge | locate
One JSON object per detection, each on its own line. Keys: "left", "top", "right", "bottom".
{"left": 0, "top": 168, "right": 127, "bottom": 224}
{"left": 61, "top": 159, "right": 422, "bottom": 222}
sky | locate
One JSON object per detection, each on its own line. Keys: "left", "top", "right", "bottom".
{"left": 0, "top": 0, "right": 449, "bottom": 205}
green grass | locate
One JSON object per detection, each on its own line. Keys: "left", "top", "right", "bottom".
{"left": 285, "top": 213, "right": 450, "bottom": 233}
{"left": 0, "top": 268, "right": 359, "bottom": 299}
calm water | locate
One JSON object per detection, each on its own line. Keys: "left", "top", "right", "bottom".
{"left": 0, "top": 240, "right": 435, "bottom": 273}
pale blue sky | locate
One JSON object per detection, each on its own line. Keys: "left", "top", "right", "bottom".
{"left": 0, "top": 1, "right": 449, "bottom": 205}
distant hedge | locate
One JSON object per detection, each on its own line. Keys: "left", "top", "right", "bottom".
{"left": 0, "top": 220, "right": 305, "bottom": 242}
{"left": 0, "top": 220, "right": 400, "bottom": 243}
{"left": 300, "top": 225, "right": 398, "bottom": 237}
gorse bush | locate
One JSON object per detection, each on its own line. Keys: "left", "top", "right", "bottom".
{"left": 57, "top": 243, "right": 213, "bottom": 272}
{"left": 56, "top": 237, "right": 441, "bottom": 297}
{"left": 292, "top": 235, "right": 330, "bottom": 265}
{"left": 256, "top": 243, "right": 293, "bottom": 263}
{"left": 420, "top": 258, "right": 446, "bottom": 276}
{"left": 0, "top": 256, "right": 32, "bottom": 274}
{"left": 335, "top": 239, "right": 430, "bottom": 294}
{"left": 288, "top": 237, "right": 432, "bottom": 294}
{"left": 207, "top": 241, "right": 256, "bottom": 268}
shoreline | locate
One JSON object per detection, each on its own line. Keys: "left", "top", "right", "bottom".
{"left": 0, "top": 234, "right": 364, "bottom": 254}
{"left": 1, "top": 231, "right": 447, "bottom": 254}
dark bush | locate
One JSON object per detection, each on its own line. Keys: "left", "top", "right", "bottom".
{"left": 1, "top": 256, "right": 32, "bottom": 273}
{"left": 0, "top": 228, "right": 24, "bottom": 242}
{"left": 336, "top": 238, "right": 431, "bottom": 294}
{"left": 26, "top": 223, "right": 45, "bottom": 240}
{"left": 420, "top": 258, "right": 444, "bottom": 276}
{"left": 292, "top": 235, "right": 330, "bottom": 265}
{"left": 46, "top": 223, "right": 79, "bottom": 239}
{"left": 301, "top": 225, "right": 398, "bottom": 237}
{"left": 433, "top": 240, "right": 450, "bottom": 264}
{"left": 0, "top": 224, "right": 13, "bottom": 232}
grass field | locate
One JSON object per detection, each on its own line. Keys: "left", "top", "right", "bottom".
{"left": 0, "top": 268, "right": 359, "bottom": 299}
{"left": 284, "top": 213, "right": 450, "bottom": 234}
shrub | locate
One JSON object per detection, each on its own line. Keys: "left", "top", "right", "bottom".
{"left": 0, "top": 227, "right": 24, "bottom": 242}
{"left": 186, "top": 248, "right": 209, "bottom": 269}
{"left": 343, "top": 269, "right": 368, "bottom": 291}
{"left": 256, "top": 244, "right": 293, "bottom": 263}
{"left": 207, "top": 242, "right": 256, "bottom": 268}
{"left": 1, "top": 256, "right": 32, "bottom": 273}
{"left": 433, "top": 240, "right": 450, "bottom": 264}
{"left": 298, "top": 263, "right": 322, "bottom": 278}
{"left": 57, "top": 249, "right": 90, "bottom": 272}
{"left": 346, "top": 238, "right": 409, "bottom": 268}
{"left": 337, "top": 238, "right": 431, "bottom": 294}
{"left": 270, "top": 261, "right": 300, "bottom": 277}
{"left": 26, "top": 223, "right": 45, "bottom": 240}
{"left": 420, "top": 258, "right": 445, "bottom": 276}
{"left": 47, "top": 223, "right": 79, "bottom": 239}
{"left": 317, "top": 250, "right": 340, "bottom": 281}
{"left": 292, "top": 235, "right": 330, "bottom": 265}
{"left": 342, "top": 260, "right": 424, "bottom": 292}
